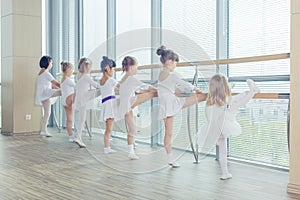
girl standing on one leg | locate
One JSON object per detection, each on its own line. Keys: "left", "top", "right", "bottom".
{"left": 60, "top": 61, "right": 76, "bottom": 142}
{"left": 198, "top": 73, "right": 259, "bottom": 180}
{"left": 36, "top": 55, "right": 61, "bottom": 137}
{"left": 73, "top": 57, "right": 100, "bottom": 148}
{"left": 99, "top": 56, "right": 119, "bottom": 154}
{"left": 156, "top": 46, "right": 207, "bottom": 168}
{"left": 119, "top": 56, "right": 157, "bottom": 160}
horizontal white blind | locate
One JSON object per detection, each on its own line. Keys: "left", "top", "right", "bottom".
{"left": 228, "top": 0, "right": 290, "bottom": 167}
{"left": 162, "top": 0, "right": 217, "bottom": 80}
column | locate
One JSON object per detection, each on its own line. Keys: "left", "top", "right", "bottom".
{"left": 150, "top": 0, "right": 161, "bottom": 147}
{"left": 288, "top": 0, "right": 300, "bottom": 195}
{"left": 1, "top": 0, "right": 42, "bottom": 134}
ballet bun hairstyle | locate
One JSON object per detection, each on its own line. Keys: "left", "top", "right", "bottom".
{"left": 100, "top": 56, "right": 116, "bottom": 73}
{"left": 121, "top": 56, "right": 138, "bottom": 72}
{"left": 61, "top": 61, "right": 74, "bottom": 73}
{"left": 156, "top": 45, "right": 179, "bottom": 64}
{"left": 39, "top": 55, "right": 52, "bottom": 69}
{"left": 78, "top": 57, "right": 92, "bottom": 73}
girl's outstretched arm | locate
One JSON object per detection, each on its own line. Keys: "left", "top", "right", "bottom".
{"left": 51, "top": 80, "right": 60, "bottom": 89}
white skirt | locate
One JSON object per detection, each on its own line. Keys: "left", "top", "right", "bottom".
{"left": 158, "top": 94, "right": 185, "bottom": 120}
{"left": 99, "top": 98, "right": 120, "bottom": 122}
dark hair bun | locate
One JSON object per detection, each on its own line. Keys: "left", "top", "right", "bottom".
{"left": 122, "top": 57, "right": 128, "bottom": 67}
{"left": 156, "top": 45, "right": 166, "bottom": 56}
{"left": 112, "top": 60, "right": 116, "bottom": 67}
{"left": 101, "top": 56, "right": 116, "bottom": 72}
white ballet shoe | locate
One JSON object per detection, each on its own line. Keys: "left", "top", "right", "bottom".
{"left": 220, "top": 173, "right": 232, "bottom": 180}
{"left": 68, "top": 135, "right": 75, "bottom": 142}
{"left": 75, "top": 139, "right": 86, "bottom": 148}
{"left": 128, "top": 153, "right": 139, "bottom": 160}
{"left": 168, "top": 161, "right": 180, "bottom": 168}
{"left": 40, "top": 132, "right": 52, "bottom": 137}
{"left": 104, "top": 148, "right": 116, "bottom": 154}
{"left": 246, "top": 79, "right": 260, "bottom": 93}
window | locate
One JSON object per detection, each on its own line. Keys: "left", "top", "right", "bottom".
{"left": 83, "top": 0, "right": 106, "bottom": 65}
{"left": 161, "top": 0, "right": 217, "bottom": 150}
{"left": 228, "top": 0, "right": 290, "bottom": 167}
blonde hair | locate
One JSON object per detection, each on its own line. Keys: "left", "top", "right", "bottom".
{"left": 206, "top": 74, "right": 231, "bottom": 106}
{"left": 78, "top": 57, "right": 92, "bottom": 73}
{"left": 60, "top": 61, "right": 74, "bottom": 73}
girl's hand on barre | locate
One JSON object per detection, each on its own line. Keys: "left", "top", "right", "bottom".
{"left": 175, "top": 88, "right": 184, "bottom": 95}
{"left": 194, "top": 87, "right": 202, "bottom": 94}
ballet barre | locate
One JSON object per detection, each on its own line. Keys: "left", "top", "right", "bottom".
{"left": 54, "top": 52, "right": 290, "bottom": 158}
{"left": 56, "top": 53, "right": 290, "bottom": 76}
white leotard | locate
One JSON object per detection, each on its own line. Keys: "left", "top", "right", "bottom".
{"left": 35, "top": 71, "right": 59, "bottom": 105}
{"left": 61, "top": 77, "right": 75, "bottom": 106}
{"left": 73, "top": 74, "right": 100, "bottom": 110}
{"left": 99, "top": 77, "right": 119, "bottom": 122}
{"left": 157, "top": 71, "right": 194, "bottom": 120}
{"left": 118, "top": 75, "right": 148, "bottom": 118}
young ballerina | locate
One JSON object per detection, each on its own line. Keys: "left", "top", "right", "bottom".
{"left": 35, "top": 55, "right": 61, "bottom": 137}
{"left": 119, "top": 56, "right": 157, "bottom": 160}
{"left": 60, "top": 61, "right": 76, "bottom": 142}
{"left": 99, "top": 56, "right": 119, "bottom": 154}
{"left": 156, "top": 45, "right": 207, "bottom": 168}
{"left": 197, "top": 73, "right": 259, "bottom": 180}
{"left": 73, "top": 57, "right": 100, "bottom": 148}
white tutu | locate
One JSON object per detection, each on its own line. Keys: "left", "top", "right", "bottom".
{"left": 99, "top": 97, "right": 120, "bottom": 122}
{"left": 157, "top": 71, "right": 194, "bottom": 120}
{"left": 158, "top": 94, "right": 185, "bottom": 120}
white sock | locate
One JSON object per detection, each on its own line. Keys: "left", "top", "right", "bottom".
{"left": 217, "top": 137, "right": 229, "bottom": 175}
{"left": 128, "top": 144, "right": 135, "bottom": 154}
{"left": 167, "top": 153, "right": 174, "bottom": 163}
{"left": 104, "top": 147, "right": 110, "bottom": 153}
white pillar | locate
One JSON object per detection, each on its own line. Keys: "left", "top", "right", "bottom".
{"left": 287, "top": 0, "right": 300, "bottom": 195}
{"left": 1, "top": 0, "right": 42, "bottom": 134}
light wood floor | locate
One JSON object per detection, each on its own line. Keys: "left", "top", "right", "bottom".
{"left": 0, "top": 129, "right": 298, "bottom": 200}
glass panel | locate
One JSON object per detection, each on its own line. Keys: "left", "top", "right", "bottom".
{"left": 161, "top": 0, "right": 217, "bottom": 149}
{"left": 228, "top": 0, "right": 290, "bottom": 167}
{"left": 115, "top": 0, "right": 152, "bottom": 80}
{"left": 83, "top": 0, "right": 107, "bottom": 63}
{"left": 229, "top": 98, "right": 289, "bottom": 167}
{"left": 229, "top": 0, "right": 290, "bottom": 58}
{"left": 109, "top": 0, "right": 152, "bottom": 143}
{"left": 162, "top": 0, "right": 216, "bottom": 65}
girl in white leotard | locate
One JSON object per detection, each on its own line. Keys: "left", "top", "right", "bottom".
{"left": 119, "top": 56, "right": 157, "bottom": 160}
{"left": 35, "top": 55, "right": 61, "bottom": 137}
{"left": 73, "top": 57, "right": 100, "bottom": 148}
{"left": 197, "top": 73, "right": 259, "bottom": 180}
{"left": 156, "top": 46, "right": 207, "bottom": 168}
{"left": 99, "top": 56, "right": 119, "bottom": 154}
{"left": 60, "top": 61, "right": 76, "bottom": 142}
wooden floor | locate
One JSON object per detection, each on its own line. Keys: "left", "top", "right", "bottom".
{"left": 0, "top": 128, "right": 298, "bottom": 200}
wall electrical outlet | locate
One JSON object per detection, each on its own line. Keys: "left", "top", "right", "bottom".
{"left": 25, "top": 114, "right": 31, "bottom": 120}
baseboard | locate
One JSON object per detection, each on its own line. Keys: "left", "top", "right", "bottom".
{"left": 1, "top": 131, "right": 13, "bottom": 136}
{"left": 287, "top": 183, "right": 300, "bottom": 195}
